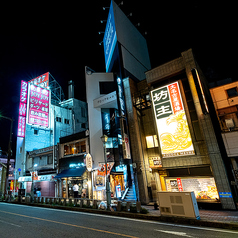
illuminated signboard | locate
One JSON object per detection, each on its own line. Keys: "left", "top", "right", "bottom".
{"left": 27, "top": 84, "right": 50, "bottom": 127}
{"left": 17, "top": 80, "right": 28, "bottom": 137}
{"left": 28, "top": 72, "right": 49, "bottom": 88}
{"left": 103, "top": 1, "right": 117, "bottom": 72}
{"left": 151, "top": 82, "right": 195, "bottom": 158}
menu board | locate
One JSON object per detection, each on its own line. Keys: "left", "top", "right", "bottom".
{"left": 165, "top": 177, "right": 219, "bottom": 200}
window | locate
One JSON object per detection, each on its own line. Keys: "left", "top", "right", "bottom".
{"left": 64, "top": 140, "right": 86, "bottom": 156}
{"left": 56, "top": 117, "right": 62, "bottom": 122}
{"left": 226, "top": 87, "right": 238, "bottom": 98}
{"left": 146, "top": 135, "right": 159, "bottom": 148}
{"left": 81, "top": 107, "right": 86, "bottom": 118}
{"left": 34, "top": 129, "right": 38, "bottom": 135}
{"left": 64, "top": 119, "right": 70, "bottom": 124}
{"left": 47, "top": 155, "right": 53, "bottom": 164}
{"left": 81, "top": 123, "right": 86, "bottom": 129}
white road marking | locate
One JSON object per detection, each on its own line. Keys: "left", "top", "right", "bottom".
{"left": 155, "top": 230, "right": 193, "bottom": 237}
{"left": 1, "top": 203, "right": 238, "bottom": 234}
{"left": 0, "top": 219, "right": 21, "bottom": 227}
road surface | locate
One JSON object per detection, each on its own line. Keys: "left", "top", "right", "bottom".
{"left": 0, "top": 203, "right": 237, "bottom": 238}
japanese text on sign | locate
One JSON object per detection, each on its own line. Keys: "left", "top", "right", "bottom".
{"left": 17, "top": 81, "right": 28, "bottom": 137}
{"left": 28, "top": 84, "right": 50, "bottom": 127}
{"left": 151, "top": 82, "right": 195, "bottom": 158}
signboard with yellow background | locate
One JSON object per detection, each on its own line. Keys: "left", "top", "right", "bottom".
{"left": 151, "top": 82, "right": 195, "bottom": 158}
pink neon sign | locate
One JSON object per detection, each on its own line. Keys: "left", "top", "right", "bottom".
{"left": 28, "top": 84, "right": 50, "bottom": 127}
{"left": 17, "top": 80, "right": 28, "bottom": 137}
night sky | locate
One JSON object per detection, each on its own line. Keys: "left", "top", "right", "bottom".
{"left": 0, "top": 1, "right": 235, "bottom": 157}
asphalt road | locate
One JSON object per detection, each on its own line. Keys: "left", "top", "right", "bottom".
{"left": 0, "top": 203, "right": 237, "bottom": 238}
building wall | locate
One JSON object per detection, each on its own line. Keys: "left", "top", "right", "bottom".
{"left": 85, "top": 70, "right": 115, "bottom": 168}
{"left": 210, "top": 82, "right": 238, "bottom": 157}
{"left": 143, "top": 49, "right": 236, "bottom": 210}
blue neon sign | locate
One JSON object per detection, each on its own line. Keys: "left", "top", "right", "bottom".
{"left": 103, "top": 1, "right": 117, "bottom": 72}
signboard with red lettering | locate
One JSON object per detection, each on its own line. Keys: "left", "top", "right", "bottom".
{"left": 27, "top": 84, "right": 50, "bottom": 127}
{"left": 151, "top": 81, "right": 194, "bottom": 158}
{"left": 28, "top": 72, "right": 49, "bottom": 88}
{"left": 17, "top": 80, "right": 28, "bottom": 137}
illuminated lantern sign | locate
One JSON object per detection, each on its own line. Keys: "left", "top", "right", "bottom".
{"left": 17, "top": 80, "right": 28, "bottom": 137}
{"left": 28, "top": 84, "right": 50, "bottom": 127}
{"left": 28, "top": 72, "right": 49, "bottom": 88}
{"left": 151, "top": 82, "right": 195, "bottom": 158}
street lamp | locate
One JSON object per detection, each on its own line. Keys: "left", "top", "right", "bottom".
{"left": 100, "top": 134, "right": 111, "bottom": 210}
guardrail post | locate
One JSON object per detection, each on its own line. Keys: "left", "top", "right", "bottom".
{"left": 117, "top": 201, "right": 121, "bottom": 211}
{"left": 126, "top": 202, "right": 130, "bottom": 212}
{"left": 93, "top": 200, "right": 97, "bottom": 209}
{"left": 63, "top": 198, "right": 66, "bottom": 206}
{"left": 80, "top": 199, "right": 83, "bottom": 208}
{"left": 136, "top": 201, "right": 141, "bottom": 213}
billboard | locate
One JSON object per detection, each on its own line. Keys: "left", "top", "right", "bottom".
{"left": 17, "top": 80, "right": 28, "bottom": 137}
{"left": 28, "top": 72, "right": 49, "bottom": 88}
{"left": 151, "top": 82, "right": 195, "bottom": 158}
{"left": 103, "top": 1, "right": 117, "bottom": 72}
{"left": 27, "top": 84, "right": 50, "bottom": 127}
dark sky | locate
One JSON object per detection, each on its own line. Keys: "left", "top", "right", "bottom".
{"left": 0, "top": 1, "right": 235, "bottom": 156}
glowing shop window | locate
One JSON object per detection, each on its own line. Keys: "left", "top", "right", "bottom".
{"left": 146, "top": 135, "right": 158, "bottom": 148}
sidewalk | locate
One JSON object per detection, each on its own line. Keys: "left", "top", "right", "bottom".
{"left": 143, "top": 205, "right": 238, "bottom": 229}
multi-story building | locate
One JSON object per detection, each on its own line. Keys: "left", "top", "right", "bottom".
{"left": 86, "top": 0, "right": 151, "bottom": 201}
{"left": 15, "top": 73, "right": 88, "bottom": 197}
{"left": 210, "top": 80, "right": 238, "bottom": 196}
{"left": 126, "top": 49, "right": 236, "bottom": 209}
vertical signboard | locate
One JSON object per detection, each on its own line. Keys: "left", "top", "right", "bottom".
{"left": 103, "top": 1, "right": 117, "bottom": 72}
{"left": 17, "top": 80, "right": 28, "bottom": 137}
{"left": 151, "top": 82, "right": 195, "bottom": 158}
{"left": 27, "top": 84, "right": 50, "bottom": 127}
{"left": 28, "top": 72, "right": 49, "bottom": 88}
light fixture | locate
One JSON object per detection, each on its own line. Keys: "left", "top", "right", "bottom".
{"left": 100, "top": 134, "right": 108, "bottom": 143}
{"left": 98, "top": 32, "right": 105, "bottom": 35}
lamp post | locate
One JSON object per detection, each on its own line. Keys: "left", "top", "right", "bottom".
{"left": 0, "top": 115, "right": 14, "bottom": 199}
{"left": 100, "top": 135, "right": 111, "bottom": 210}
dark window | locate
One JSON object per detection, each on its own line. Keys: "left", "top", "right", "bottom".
{"left": 99, "top": 82, "right": 117, "bottom": 94}
{"left": 47, "top": 155, "right": 53, "bottom": 164}
{"left": 34, "top": 129, "right": 38, "bottom": 135}
{"left": 56, "top": 117, "right": 62, "bottom": 122}
{"left": 81, "top": 123, "right": 86, "bottom": 129}
{"left": 226, "top": 87, "right": 238, "bottom": 98}
{"left": 64, "top": 119, "right": 70, "bottom": 124}
{"left": 81, "top": 107, "right": 86, "bottom": 118}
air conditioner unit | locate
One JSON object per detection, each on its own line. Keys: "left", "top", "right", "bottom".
{"left": 157, "top": 191, "right": 200, "bottom": 219}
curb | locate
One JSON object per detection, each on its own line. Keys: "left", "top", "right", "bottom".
{"left": 2, "top": 201, "right": 238, "bottom": 231}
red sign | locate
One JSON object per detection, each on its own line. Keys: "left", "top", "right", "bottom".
{"left": 17, "top": 81, "right": 28, "bottom": 137}
{"left": 177, "top": 178, "right": 183, "bottom": 191}
{"left": 168, "top": 83, "right": 183, "bottom": 114}
{"left": 97, "top": 162, "right": 114, "bottom": 176}
{"left": 29, "top": 72, "right": 49, "bottom": 88}
{"left": 28, "top": 84, "right": 50, "bottom": 127}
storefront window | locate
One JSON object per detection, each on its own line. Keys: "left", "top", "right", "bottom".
{"left": 165, "top": 177, "right": 219, "bottom": 200}
{"left": 64, "top": 140, "right": 86, "bottom": 156}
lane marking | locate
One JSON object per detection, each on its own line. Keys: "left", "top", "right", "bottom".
{"left": 0, "top": 210, "right": 137, "bottom": 238}
{"left": 155, "top": 229, "right": 193, "bottom": 237}
{"left": 1, "top": 203, "right": 238, "bottom": 234}
{"left": 0, "top": 219, "right": 22, "bottom": 227}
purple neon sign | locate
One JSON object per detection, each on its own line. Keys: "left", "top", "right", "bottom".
{"left": 17, "top": 80, "right": 28, "bottom": 137}
{"left": 28, "top": 84, "right": 50, "bottom": 127}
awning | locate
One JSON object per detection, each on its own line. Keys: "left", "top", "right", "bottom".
{"left": 54, "top": 167, "right": 86, "bottom": 179}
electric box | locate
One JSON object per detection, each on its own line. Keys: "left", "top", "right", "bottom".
{"left": 157, "top": 191, "right": 200, "bottom": 219}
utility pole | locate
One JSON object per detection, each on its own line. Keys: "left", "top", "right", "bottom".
{"left": 0, "top": 115, "right": 14, "bottom": 199}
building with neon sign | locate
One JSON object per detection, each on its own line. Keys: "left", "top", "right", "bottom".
{"left": 15, "top": 73, "right": 88, "bottom": 197}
